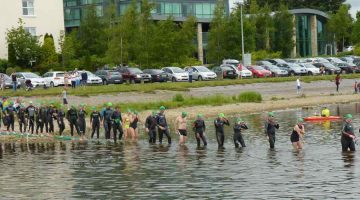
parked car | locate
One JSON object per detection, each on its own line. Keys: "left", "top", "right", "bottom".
{"left": 262, "top": 65, "right": 288, "bottom": 77}
{"left": 0, "top": 73, "right": 21, "bottom": 88}
{"left": 276, "top": 63, "right": 307, "bottom": 76}
{"left": 333, "top": 62, "right": 359, "bottom": 74}
{"left": 220, "top": 64, "right": 252, "bottom": 78}
{"left": 42, "top": 71, "right": 66, "bottom": 87}
{"left": 222, "top": 59, "right": 241, "bottom": 65}
{"left": 15, "top": 72, "right": 47, "bottom": 88}
{"left": 313, "top": 62, "right": 341, "bottom": 74}
{"left": 142, "top": 69, "right": 169, "bottom": 82}
{"left": 162, "top": 67, "right": 189, "bottom": 82}
{"left": 265, "top": 58, "right": 288, "bottom": 65}
{"left": 306, "top": 57, "right": 330, "bottom": 64}
{"left": 344, "top": 46, "right": 354, "bottom": 52}
{"left": 246, "top": 66, "right": 272, "bottom": 78}
{"left": 78, "top": 70, "right": 103, "bottom": 85}
{"left": 326, "top": 57, "right": 347, "bottom": 65}
{"left": 212, "top": 66, "right": 237, "bottom": 79}
{"left": 185, "top": 66, "right": 217, "bottom": 81}
{"left": 285, "top": 58, "right": 307, "bottom": 63}
{"left": 298, "top": 63, "right": 320, "bottom": 75}
{"left": 118, "top": 67, "right": 151, "bottom": 83}
{"left": 340, "top": 56, "right": 355, "bottom": 64}
{"left": 95, "top": 70, "right": 123, "bottom": 85}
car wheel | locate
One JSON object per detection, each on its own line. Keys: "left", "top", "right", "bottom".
{"left": 308, "top": 72, "right": 313, "bottom": 76}
{"left": 290, "top": 71, "right": 295, "bottom": 76}
{"left": 131, "top": 79, "right": 136, "bottom": 84}
{"left": 103, "top": 80, "right": 107, "bottom": 85}
{"left": 198, "top": 76, "right": 203, "bottom": 81}
{"left": 50, "top": 82, "right": 54, "bottom": 87}
{"left": 172, "top": 77, "right": 176, "bottom": 82}
{"left": 341, "top": 70, "right": 346, "bottom": 74}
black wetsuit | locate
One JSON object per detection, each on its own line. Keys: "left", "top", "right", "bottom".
{"left": 130, "top": 116, "right": 139, "bottom": 129}
{"left": 26, "top": 105, "right": 36, "bottom": 134}
{"left": 43, "top": 107, "right": 49, "bottom": 133}
{"left": 17, "top": 107, "right": 27, "bottom": 133}
{"left": 90, "top": 111, "right": 101, "bottom": 139}
{"left": 102, "top": 108, "right": 114, "bottom": 139}
{"left": 214, "top": 118, "right": 230, "bottom": 148}
{"left": 36, "top": 107, "right": 47, "bottom": 134}
{"left": 341, "top": 122, "right": 355, "bottom": 152}
{"left": 156, "top": 113, "right": 171, "bottom": 144}
{"left": 57, "top": 109, "right": 66, "bottom": 135}
{"left": 67, "top": 108, "right": 80, "bottom": 136}
{"left": 290, "top": 124, "right": 303, "bottom": 143}
{"left": 193, "top": 119, "right": 207, "bottom": 147}
{"left": 112, "top": 110, "right": 123, "bottom": 142}
{"left": 78, "top": 109, "right": 87, "bottom": 135}
{"left": 4, "top": 106, "right": 15, "bottom": 131}
{"left": 145, "top": 115, "right": 157, "bottom": 143}
{"left": 233, "top": 123, "right": 248, "bottom": 148}
{"left": 46, "top": 107, "right": 56, "bottom": 133}
{"left": 265, "top": 120, "right": 279, "bottom": 149}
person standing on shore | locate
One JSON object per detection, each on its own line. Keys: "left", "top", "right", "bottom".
{"left": 57, "top": 104, "right": 66, "bottom": 136}
{"left": 290, "top": 118, "right": 305, "bottom": 150}
{"left": 90, "top": 106, "right": 101, "bottom": 139}
{"left": 17, "top": 104, "right": 27, "bottom": 133}
{"left": 112, "top": 106, "right": 123, "bottom": 143}
{"left": 3, "top": 101, "right": 15, "bottom": 131}
{"left": 61, "top": 88, "right": 68, "bottom": 109}
{"left": 296, "top": 77, "right": 301, "bottom": 94}
{"left": 102, "top": 102, "right": 114, "bottom": 140}
{"left": 193, "top": 114, "right": 207, "bottom": 148}
{"left": 188, "top": 68, "right": 193, "bottom": 83}
{"left": 66, "top": 105, "right": 81, "bottom": 137}
{"left": 145, "top": 111, "right": 157, "bottom": 144}
{"left": 264, "top": 112, "right": 279, "bottom": 149}
{"left": 11, "top": 71, "right": 17, "bottom": 92}
{"left": 341, "top": 114, "right": 356, "bottom": 152}
{"left": 157, "top": 106, "right": 171, "bottom": 145}
{"left": 335, "top": 73, "right": 341, "bottom": 92}
{"left": 233, "top": 118, "right": 248, "bottom": 148}
{"left": 0, "top": 73, "right": 4, "bottom": 91}
{"left": 214, "top": 113, "right": 230, "bottom": 149}
{"left": 175, "top": 112, "right": 188, "bottom": 145}
{"left": 25, "top": 101, "right": 36, "bottom": 134}
{"left": 78, "top": 104, "right": 87, "bottom": 137}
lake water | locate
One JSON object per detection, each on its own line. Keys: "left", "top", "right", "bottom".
{"left": 1, "top": 103, "right": 360, "bottom": 199}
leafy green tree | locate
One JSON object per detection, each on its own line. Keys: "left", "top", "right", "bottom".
{"left": 7, "top": 43, "right": 16, "bottom": 66}
{"left": 39, "top": 34, "right": 58, "bottom": 70}
{"left": 255, "top": 4, "right": 273, "bottom": 50}
{"left": 352, "top": 11, "right": 360, "bottom": 45}
{"left": 327, "top": 4, "right": 352, "bottom": 51}
{"left": 271, "top": 4, "right": 294, "bottom": 58}
{"left": 6, "top": 19, "right": 41, "bottom": 68}
{"left": 59, "top": 30, "right": 78, "bottom": 70}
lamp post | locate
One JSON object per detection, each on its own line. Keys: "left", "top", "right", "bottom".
{"left": 234, "top": 0, "right": 245, "bottom": 65}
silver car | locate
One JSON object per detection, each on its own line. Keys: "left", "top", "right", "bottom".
{"left": 0, "top": 73, "right": 21, "bottom": 89}
{"left": 262, "top": 65, "right": 288, "bottom": 77}
{"left": 15, "top": 72, "right": 47, "bottom": 87}
{"left": 299, "top": 63, "right": 320, "bottom": 75}
{"left": 162, "top": 67, "right": 189, "bottom": 82}
{"left": 185, "top": 66, "right": 217, "bottom": 81}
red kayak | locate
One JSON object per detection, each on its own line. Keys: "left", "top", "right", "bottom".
{"left": 304, "top": 116, "right": 342, "bottom": 121}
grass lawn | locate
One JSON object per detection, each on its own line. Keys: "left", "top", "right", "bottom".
{"left": 2, "top": 73, "right": 360, "bottom": 97}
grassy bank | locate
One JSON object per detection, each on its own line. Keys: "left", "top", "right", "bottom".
{"left": 3, "top": 73, "right": 360, "bottom": 97}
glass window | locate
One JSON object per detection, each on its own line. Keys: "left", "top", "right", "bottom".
{"left": 195, "top": 4, "right": 203, "bottom": 18}
{"left": 66, "top": 0, "right": 77, "bottom": 7}
{"left": 24, "top": 27, "right": 36, "bottom": 36}
{"left": 96, "top": 5, "right": 103, "bottom": 17}
{"left": 22, "top": 0, "right": 34, "bottom": 16}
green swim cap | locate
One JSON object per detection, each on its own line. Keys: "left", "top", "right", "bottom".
{"left": 268, "top": 112, "right": 275, "bottom": 117}
{"left": 345, "top": 114, "right": 353, "bottom": 119}
{"left": 107, "top": 102, "right": 113, "bottom": 107}
{"left": 297, "top": 118, "right": 304, "bottom": 123}
{"left": 152, "top": 110, "right": 157, "bottom": 116}
{"left": 236, "top": 118, "right": 244, "bottom": 123}
{"left": 71, "top": 105, "right": 76, "bottom": 108}
{"left": 91, "top": 106, "right": 96, "bottom": 110}
{"left": 160, "top": 106, "right": 166, "bottom": 110}
{"left": 80, "top": 103, "right": 85, "bottom": 107}
{"left": 134, "top": 110, "right": 138, "bottom": 115}
{"left": 60, "top": 104, "right": 64, "bottom": 108}
{"left": 10, "top": 101, "right": 14, "bottom": 105}
{"left": 219, "top": 113, "right": 225, "bottom": 118}
{"left": 182, "top": 112, "right": 187, "bottom": 117}
{"left": 197, "top": 114, "right": 203, "bottom": 118}
{"left": 29, "top": 101, "right": 33, "bottom": 104}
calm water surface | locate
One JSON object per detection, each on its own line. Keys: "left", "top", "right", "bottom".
{"left": 1, "top": 103, "right": 360, "bottom": 199}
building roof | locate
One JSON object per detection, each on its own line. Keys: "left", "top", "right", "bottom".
{"left": 289, "top": 8, "right": 329, "bottom": 19}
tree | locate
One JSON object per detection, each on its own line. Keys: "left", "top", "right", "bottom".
{"left": 173, "top": 16, "right": 197, "bottom": 65}
{"left": 255, "top": 4, "right": 273, "bottom": 50}
{"left": 6, "top": 19, "right": 41, "bottom": 68}
{"left": 327, "top": 4, "right": 352, "bottom": 51}
{"left": 352, "top": 11, "right": 360, "bottom": 45}
{"left": 39, "top": 34, "right": 58, "bottom": 70}
{"left": 59, "top": 30, "right": 78, "bottom": 70}
{"left": 271, "top": 4, "right": 294, "bottom": 58}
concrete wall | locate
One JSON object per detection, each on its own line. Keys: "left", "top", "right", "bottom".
{"left": 0, "top": 0, "right": 65, "bottom": 59}
{"left": 310, "top": 15, "right": 318, "bottom": 57}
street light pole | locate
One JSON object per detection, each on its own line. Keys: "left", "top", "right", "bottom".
{"left": 240, "top": 0, "right": 245, "bottom": 66}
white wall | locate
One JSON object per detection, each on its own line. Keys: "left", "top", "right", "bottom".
{"left": 0, "top": 0, "right": 65, "bottom": 59}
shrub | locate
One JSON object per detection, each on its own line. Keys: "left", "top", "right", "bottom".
{"left": 238, "top": 91, "right": 262, "bottom": 103}
{"left": 172, "top": 93, "right": 185, "bottom": 102}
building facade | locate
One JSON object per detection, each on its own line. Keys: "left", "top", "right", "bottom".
{"left": 63, "top": 0, "right": 226, "bottom": 64}
{"left": 0, "top": 0, "right": 65, "bottom": 59}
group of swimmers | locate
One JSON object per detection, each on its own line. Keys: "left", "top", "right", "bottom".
{"left": 0, "top": 97, "right": 358, "bottom": 152}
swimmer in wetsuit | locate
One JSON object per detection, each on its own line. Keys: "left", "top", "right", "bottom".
{"left": 341, "top": 114, "right": 356, "bottom": 152}
{"left": 214, "top": 113, "right": 230, "bottom": 149}
{"left": 193, "top": 114, "right": 207, "bottom": 147}
{"left": 233, "top": 118, "right": 248, "bottom": 148}
{"left": 290, "top": 118, "right": 305, "bottom": 150}
{"left": 264, "top": 112, "right": 279, "bottom": 149}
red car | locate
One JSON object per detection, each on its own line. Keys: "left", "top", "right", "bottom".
{"left": 246, "top": 65, "right": 272, "bottom": 78}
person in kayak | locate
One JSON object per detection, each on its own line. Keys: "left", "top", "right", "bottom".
{"left": 57, "top": 104, "right": 66, "bottom": 136}
{"left": 145, "top": 111, "right": 157, "bottom": 144}
{"left": 341, "top": 114, "right": 356, "bottom": 152}
{"left": 175, "top": 112, "right": 188, "bottom": 145}
{"left": 157, "top": 106, "right": 171, "bottom": 145}
{"left": 214, "top": 113, "right": 230, "bottom": 149}
{"left": 102, "top": 102, "right": 114, "bottom": 140}
{"left": 78, "top": 104, "right": 87, "bottom": 137}
{"left": 90, "top": 106, "right": 101, "bottom": 139}
{"left": 290, "top": 118, "right": 305, "bottom": 150}
{"left": 66, "top": 105, "right": 81, "bottom": 136}
{"left": 25, "top": 101, "right": 36, "bottom": 134}
{"left": 112, "top": 106, "right": 123, "bottom": 143}
{"left": 233, "top": 118, "right": 248, "bottom": 148}
{"left": 193, "top": 114, "right": 207, "bottom": 147}
{"left": 321, "top": 106, "right": 330, "bottom": 117}
{"left": 17, "top": 104, "right": 27, "bottom": 133}
{"left": 264, "top": 112, "right": 280, "bottom": 149}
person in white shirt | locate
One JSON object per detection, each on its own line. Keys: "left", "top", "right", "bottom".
{"left": 296, "top": 78, "right": 301, "bottom": 94}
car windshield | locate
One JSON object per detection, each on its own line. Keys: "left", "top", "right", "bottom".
{"left": 253, "top": 66, "right": 265, "bottom": 70}
{"left": 304, "top": 64, "right": 316, "bottom": 68}
{"left": 56, "top": 73, "right": 64, "bottom": 77}
{"left": 23, "top": 73, "right": 40, "bottom": 78}
{"left": 128, "top": 68, "right": 143, "bottom": 74}
{"left": 274, "top": 59, "right": 287, "bottom": 64}
{"left": 196, "top": 66, "right": 211, "bottom": 72}
{"left": 110, "top": 71, "right": 121, "bottom": 76}
{"left": 170, "top": 67, "right": 185, "bottom": 73}
{"left": 331, "top": 58, "right": 345, "bottom": 63}
{"left": 323, "top": 63, "right": 335, "bottom": 68}
{"left": 317, "top": 58, "right": 330, "bottom": 63}
{"left": 268, "top": 66, "right": 280, "bottom": 70}
{"left": 289, "top": 63, "right": 302, "bottom": 68}
{"left": 149, "top": 70, "right": 163, "bottom": 74}
{"left": 261, "top": 61, "right": 273, "bottom": 65}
